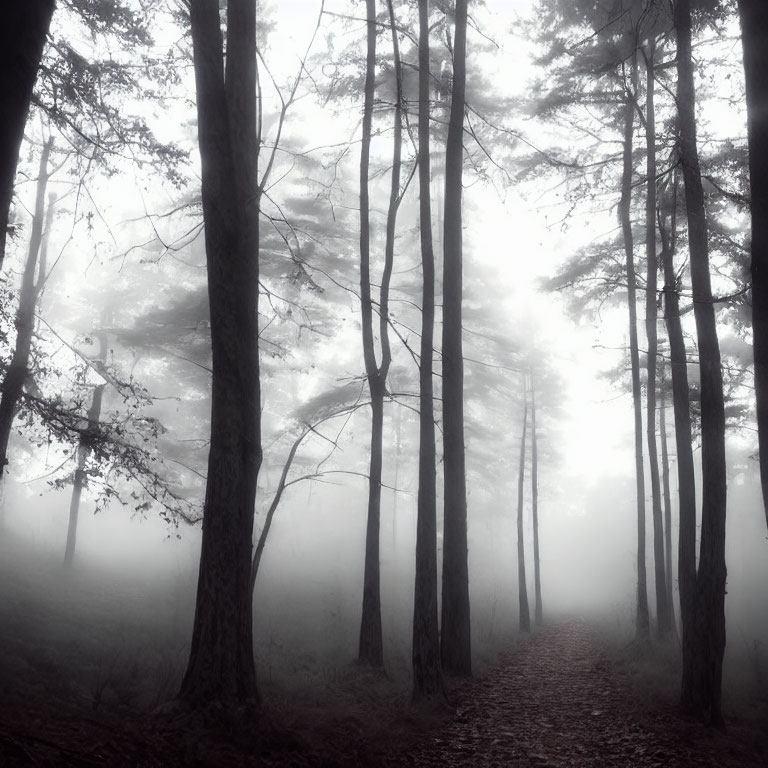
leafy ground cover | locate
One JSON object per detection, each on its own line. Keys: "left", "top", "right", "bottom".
{"left": 0, "top": 538, "right": 765, "bottom": 766}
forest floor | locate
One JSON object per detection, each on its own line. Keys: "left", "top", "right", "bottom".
{"left": 0, "top": 537, "right": 766, "bottom": 767}
{"left": 1, "top": 616, "right": 767, "bottom": 766}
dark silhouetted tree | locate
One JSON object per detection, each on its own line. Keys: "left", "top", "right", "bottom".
{"left": 674, "top": 0, "right": 727, "bottom": 727}
{"left": 412, "top": 0, "right": 443, "bottom": 703}
{"left": 618, "top": 53, "right": 650, "bottom": 640}
{"left": 642, "top": 41, "right": 671, "bottom": 639}
{"left": 737, "top": 0, "right": 768, "bottom": 530}
{"left": 357, "top": 0, "right": 405, "bottom": 669}
{"left": 441, "top": 0, "right": 472, "bottom": 678}
{"left": 0, "top": 2, "right": 55, "bottom": 272}
{"left": 178, "top": 0, "right": 261, "bottom": 708}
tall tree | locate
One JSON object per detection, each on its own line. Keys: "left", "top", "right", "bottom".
{"left": 0, "top": 137, "right": 53, "bottom": 475}
{"left": 441, "top": 0, "right": 472, "bottom": 678}
{"left": 659, "top": 161, "right": 700, "bottom": 715}
{"left": 736, "top": 0, "right": 768, "bottom": 530}
{"left": 357, "top": 0, "right": 384, "bottom": 669}
{"left": 619, "top": 54, "right": 650, "bottom": 639}
{"left": 357, "top": 0, "right": 405, "bottom": 669}
{"left": 412, "top": 0, "right": 443, "bottom": 702}
{"left": 0, "top": 2, "right": 55, "bottom": 272}
{"left": 516, "top": 384, "right": 531, "bottom": 633}
{"left": 643, "top": 41, "right": 671, "bottom": 639}
{"left": 63, "top": 329, "right": 107, "bottom": 568}
{"left": 178, "top": 0, "right": 261, "bottom": 707}
{"left": 530, "top": 369, "right": 543, "bottom": 626}
{"left": 674, "top": 0, "right": 728, "bottom": 727}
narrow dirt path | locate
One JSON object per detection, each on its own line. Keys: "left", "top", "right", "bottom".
{"left": 401, "top": 620, "right": 765, "bottom": 768}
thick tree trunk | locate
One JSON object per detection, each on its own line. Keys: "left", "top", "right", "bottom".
{"left": 531, "top": 371, "right": 542, "bottom": 626}
{"left": 179, "top": 0, "right": 261, "bottom": 708}
{"left": 643, "top": 45, "right": 671, "bottom": 639}
{"left": 516, "top": 390, "right": 530, "bottom": 633}
{"left": 737, "top": 0, "right": 768, "bottom": 531}
{"left": 659, "top": 166, "right": 699, "bottom": 715}
{"left": 658, "top": 361, "right": 678, "bottom": 641}
{"left": 412, "top": 0, "right": 443, "bottom": 703}
{"left": 674, "top": 0, "right": 728, "bottom": 727}
{"left": 64, "top": 332, "right": 107, "bottom": 568}
{"left": 357, "top": 0, "right": 384, "bottom": 669}
{"left": 441, "top": 0, "right": 472, "bottom": 678}
{"left": 0, "top": 138, "right": 53, "bottom": 474}
{"left": 0, "top": 1, "right": 55, "bottom": 272}
{"left": 619, "top": 62, "right": 650, "bottom": 640}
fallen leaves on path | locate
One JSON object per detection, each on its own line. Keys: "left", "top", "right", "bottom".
{"left": 402, "top": 621, "right": 766, "bottom": 768}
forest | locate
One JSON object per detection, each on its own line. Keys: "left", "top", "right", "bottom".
{"left": 0, "top": 0, "right": 766, "bottom": 765}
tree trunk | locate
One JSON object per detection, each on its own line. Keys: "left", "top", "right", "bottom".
{"left": 357, "top": 0, "right": 384, "bottom": 669}
{"left": 619, "top": 59, "right": 650, "bottom": 640}
{"left": 531, "top": 369, "right": 542, "bottom": 626}
{"left": 0, "top": 137, "right": 53, "bottom": 474}
{"left": 412, "top": 0, "right": 443, "bottom": 702}
{"left": 674, "top": 0, "right": 728, "bottom": 727}
{"left": 179, "top": 0, "right": 261, "bottom": 708}
{"left": 64, "top": 331, "right": 107, "bottom": 568}
{"left": 658, "top": 360, "right": 678, "bottom": 641}
{"left": 441, "top": 0, "right": 472, "bottom": 678}
{"left": 516, "top": 387, "right": 530, "bottom": 633}
{"left": 737, "top": 0, "right": 768, "bottom": 531}
{"left": 659, "top": 164, "right": 699, "bottom": 717}
{"left": 643, "top": 44, "right": 671, "bottom": 639}
{"left": 0, "top": 1, "right": 55, "bottom": 272}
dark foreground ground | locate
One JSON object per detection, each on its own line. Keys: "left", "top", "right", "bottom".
{"left": 1, "top": 619, "right": 766, "bottom": 767}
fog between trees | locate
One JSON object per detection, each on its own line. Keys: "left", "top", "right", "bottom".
{"left": 0, "top": 0, "right": 766, "bottom": 752}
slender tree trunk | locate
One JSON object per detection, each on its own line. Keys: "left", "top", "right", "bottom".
{"left": 64, "top": 331, "right": 107, "bottom": 568}
{"left": 659, "top": 164, "right": 699, "bottom": 716}
{"left": 357, "top": 0, "right": 384, "bottom": 669}
{"left": 358, "top": 0, "right": 404, "bottom": 667}
{"left": 530, "top": 370, "right": 542, "bottom": 626}
{"left": 643, "top": 43, "right": 671, "bottom": 639}
{"left": 412, "top": 0, "right": 443, "bottom": 702}
{"left": 619, "top": 59, "right": 650, "bottom": 639}
{"left": 674, "top": 0, "right": 728, "bottom": 727}
{"left": 0, "top": 137, "right": 53, "bottom": 474}
{"left": 736, "top": 0, "right": 768, "bottom": 531}
{"left": 0, "top": 1, "right": 55, "bottom": 272}
{"left": 658, "top": 360, "right": 678, "bottom": 641}
{"left": 516, "top": 387, "right": 530, "bottom": 633}
{"left": 179, "top": 0, "right": 261, "bottom": 708}
{"left": 441, "top": 0, "right": 472, "bottom": 678}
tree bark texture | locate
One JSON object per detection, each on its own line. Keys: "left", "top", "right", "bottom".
{"left": 619, "top": 62, "right": 650, "bottom": 639}
{"left": 179, "top": 0, "right": 261, "bottom": 708}
{"left": 0, "top": 1, "right": 55, "bottom": 272}
{"left": 643, "top": 45, "right": 671, "bottom": 639}
{"left": 357, "top": 0, "right": 384, "bottom": 669}
{"left": 674, "top": 0, "right": 728, "bottom": 727}
{"left": 0, "top": 138, "right": 53, "bottom": 474}
{"left": 531, "top": 371, "right": 542, "bottom": 626}
{"left": 441, "top": 0, "right": 472, "bottom": 678}
{"left": 412, "top": 0, "right": 443, "bottom": 702}
{"left": 737, "top": 0, "right": 768, "bottom": 531}
{"left": 659, "top": 165, "right": 699, "bottom": 718}
{"left": 516, "top": 390, "right": 531, "bottom": 633}
{"left": 64, "top": 331, "right": 107, "bottom": 568}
